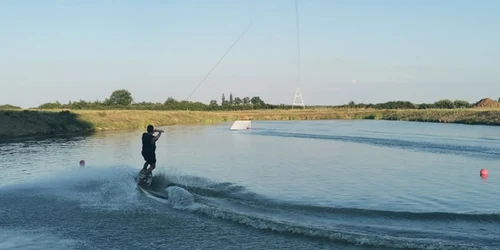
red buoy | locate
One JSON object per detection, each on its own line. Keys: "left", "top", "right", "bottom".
{"left": 79, "top": 160, "right": 85, "bottom": 167}
{"left": 480, "top": 168, "right": 488, "bottom": 177}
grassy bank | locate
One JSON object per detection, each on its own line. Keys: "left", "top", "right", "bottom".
{"left": 50, "top": 108, "right": 500, "bottom": 128}
{"left": 73, "top": 108, "right": 381, "bottom": 130}
{"left": 0, "top": 110, "right": 94, "bottom": 139}
{"left": 1, "top": 108, "right": 500, "bottom": 139}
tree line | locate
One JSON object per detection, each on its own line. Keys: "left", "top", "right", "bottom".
{"left": 36, "top": 89, "right": 293, "bottom": 111}
{"left": 2, "top": 89, "right": 498, "bottom": 111}
{"left": 0, "top": 104, "right": 22, "bottom": 110}
{"left": 340, "top": 99, "right": 474, "bottom": 109}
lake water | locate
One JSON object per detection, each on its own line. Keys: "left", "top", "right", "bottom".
{"left": 1, "top": 120, "right": 500, "bottom": 250}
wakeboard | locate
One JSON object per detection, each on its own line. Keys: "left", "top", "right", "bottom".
{"left": 136, "top": 169, "right": 153, "bottom": 187}
{"left": 134, "top": 169, "right": 169, "bottom": 200}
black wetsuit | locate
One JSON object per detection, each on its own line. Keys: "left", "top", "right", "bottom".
{"left": 141, "top": 132, "right": 156, "bottom": 164}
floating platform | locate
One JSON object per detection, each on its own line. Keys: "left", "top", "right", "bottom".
{"left": 230, "top": 120, "right": 251, "bottom": 130}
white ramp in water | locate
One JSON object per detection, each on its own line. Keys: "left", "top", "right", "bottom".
{"left": 230, "top": 120, "right": 251, "bottom": 130}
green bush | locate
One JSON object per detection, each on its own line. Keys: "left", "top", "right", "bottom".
{"left": 0, "top": 104, "right": 22, "bottom": 110}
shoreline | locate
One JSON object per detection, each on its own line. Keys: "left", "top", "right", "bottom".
{"left": 0, "top": 131, "right": 94, "bottom": 143}
{"left": 1, "top": 108, "right": 500, "bottom": 140}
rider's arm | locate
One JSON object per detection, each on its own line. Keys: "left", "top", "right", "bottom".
{"left": 151, "top": 130, "right": 162, "bottom": 143}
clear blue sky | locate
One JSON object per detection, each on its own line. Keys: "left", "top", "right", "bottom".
{"left": 1, "top": 0, "right": 499, "bottom": 108}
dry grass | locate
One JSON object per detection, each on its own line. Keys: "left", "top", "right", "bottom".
{"left": 379, "top": 108, "right": 500, "bottom": 125}
{"left": 71, "top": 108, "right": 381, "bottom": 130}
{"left": 50, "top": 107, "right": 500, "bottom": 129}
{"left": 2, "top": 108, "right": 500, "bottom": 139}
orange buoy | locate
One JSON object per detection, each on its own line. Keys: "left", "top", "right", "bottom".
{"left": 79, "top": 160, "right": 85, "bottom": 167}
{"left": 480, "top": 168, "right": 488, "bottom": 177}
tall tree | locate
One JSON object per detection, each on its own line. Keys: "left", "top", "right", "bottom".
{"left": 250, "top": 96, "right": 265, "bottom": 105}
{"left": 242, "top": 97, "right": 250, "bottom": 104}
{"left": 433, "top": 99, "right": 455, "bottom": 109}
{"left": 221, "top": 93, "right": 226, "bottom": 105}
{"left": 234, "top": 97, "right": 242, "bottom": 105}
{"left": 106, "top": 89, "right": 133, "bottom": 106}
{"left": 164, "top": 97, "right": 179, "bottom": 105}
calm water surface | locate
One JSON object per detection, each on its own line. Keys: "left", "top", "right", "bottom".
{"left": 1, "top": 120, "right": 500, "bottom": 250}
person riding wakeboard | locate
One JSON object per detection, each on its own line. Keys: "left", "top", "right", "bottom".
{"left": 139, "top": 125, "right": 163, "bottom": 183}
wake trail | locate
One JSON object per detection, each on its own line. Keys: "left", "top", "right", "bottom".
{"left": 251, "top": 130, "right": 500, "bottom": 159}
{"left": 149, "top": 175, "right": 500, "bottom": 249}
{"left": 3, "top": 167, "right": 499, "bottom": 249}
